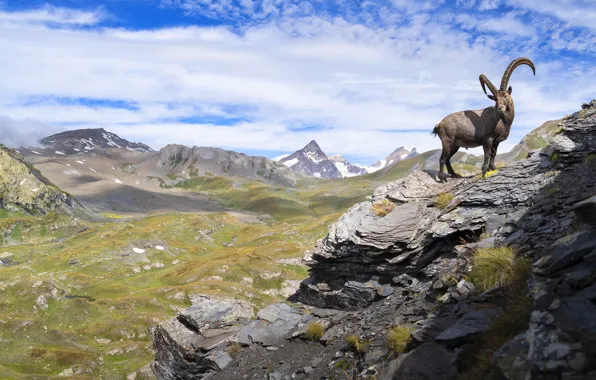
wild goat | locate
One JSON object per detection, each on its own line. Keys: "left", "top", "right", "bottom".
{"left": 432, "top": 57, "right": 536, "bottom": 182}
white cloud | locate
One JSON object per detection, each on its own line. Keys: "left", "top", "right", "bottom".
{"left": 0, "top": 3, "right": 594, "bottom": 163}
{"left": 455, "top": 12, "right": 535, "bottom": 37}
{"left": 479, "top": 0, "right": 501, "bottom": 10}
{"left": 0, "top": 116, "right": 62, "bottom": 148}
{"left": 0, "top": 4, "right": 105, "bottom": 26}
{"left": 507, "top": 0, "right": 596, "bottom": 31}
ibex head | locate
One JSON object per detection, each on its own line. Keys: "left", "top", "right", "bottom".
{"left": 479, "top": 57, "right": 536, "bottom": 118}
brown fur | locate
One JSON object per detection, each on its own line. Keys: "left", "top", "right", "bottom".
{"left": 433, "top": 58, "right": 535, "bottom": 182}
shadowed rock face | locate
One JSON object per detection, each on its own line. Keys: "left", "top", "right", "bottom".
{"left": 149, "top": 100, "right": 596, "bottom": 380}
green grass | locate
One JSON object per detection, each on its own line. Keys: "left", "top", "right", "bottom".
{"left": 0, "top": 210, "right": 338, "bottom": 378}
{"left": 345, "top": 335, "right": 369, "bottom": 353}
{"left": 387, "top": 325, "right": 412, "bottom": 354}
{"left": 305, "top": 322, "right": 325, "bottom": 341}
{"left": 467, "top": 246, "right": 531, "bottom": 293}
{"left": 457, "top": 248, "right": 532, "bottom": 380}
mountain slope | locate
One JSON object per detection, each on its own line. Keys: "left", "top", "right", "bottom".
{"left": 40, "top": 128, "right": 154, "bottom": 154}
{"left": 0, "top": 145, "right": 78, "bottom": 215}
{"left": 328, "top": 154, "right": 367, "bottom": 177}
{"left": 278, "top": 140, "right": 342, "bottom": 179}
{"left": 367, "top": 146, "right": 419, "bottom": 173}
{"left": 156, "top": 144, "right": 300, "bottom": 186}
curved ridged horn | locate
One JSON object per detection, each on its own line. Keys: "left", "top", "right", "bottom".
{"left": 500, "top": 57, "right": 536, "bottom": 91}
{"left": 479, "top": 74, "right": 498, "bottom": 96}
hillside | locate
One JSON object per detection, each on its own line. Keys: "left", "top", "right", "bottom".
{"left": 0, "top": 145, "right": 80, "bottom": 216}
{"left": 156, "top": 144, "right": 300, "bottom": 187}
{"left": 0, "top": 105, "right": 584, "bottom": 380}
{"left": 149, "top": 101, "right": 596, "bottom": 379}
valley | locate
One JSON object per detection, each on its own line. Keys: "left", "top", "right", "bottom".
{"left": 0, "top": 116, "right": 566, "bottom": 379}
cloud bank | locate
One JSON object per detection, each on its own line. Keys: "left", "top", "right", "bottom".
{"left": 0, "top": 1, "right": 595, "bottom": 164}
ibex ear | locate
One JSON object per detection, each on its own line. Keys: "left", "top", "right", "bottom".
{"left": 487, "top": 95, "right": 496, "bottom": 101}
{"left": 508, "top": 86, "right": 513, "bottom": 95}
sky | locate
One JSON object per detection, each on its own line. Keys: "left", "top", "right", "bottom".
{"left": 0, "top": 0, "right": 595, "bottom": 165}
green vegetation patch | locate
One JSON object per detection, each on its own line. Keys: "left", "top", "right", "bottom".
{"left": 467, "top": 246, "right": 531, "bottom": 293}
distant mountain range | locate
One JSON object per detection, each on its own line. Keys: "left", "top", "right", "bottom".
{"left": 275, "top": 140, "right": 419, "bottom": 179}
{"left": 10, "top": 117, "right": 564, "bottom": 195}
{"left": 30, "top": 128, "right": 421, "bottom": 180}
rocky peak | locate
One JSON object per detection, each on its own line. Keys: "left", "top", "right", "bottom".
{"left": 40, "top": 128, "right": 154, "bottom": 154}
{"left": 149, "top": 100, "right": 596, "bottom": 380}
{"left": 278, "top": 140, "right": 342, "bottom": 179}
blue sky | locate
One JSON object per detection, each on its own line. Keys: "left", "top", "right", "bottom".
{"left": 0, "top": 0, "right": 595, "bottom": 165}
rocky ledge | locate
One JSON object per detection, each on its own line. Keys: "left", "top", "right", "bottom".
{"left": 150, "top": 100, "right": 596, "bottom": 379}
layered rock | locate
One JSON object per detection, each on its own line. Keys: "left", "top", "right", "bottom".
{"left": 150, "top": 100, "right": 596, "bottom": 380}
{"left": 292, "top": 151, "right": 556, "bottom": 310}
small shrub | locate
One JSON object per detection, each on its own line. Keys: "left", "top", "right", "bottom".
{"left": 468, "top": 246, "right": 531, "bottom": 293}
{"left": 305, "top": 322, "right": 325, "bottom": 341}
{"left": 434, "top": 192, "right": 454, "bottom": 209}
{"left": 584, "top": 153, "right": 596, "bottom": 164}
{"left": 551, "top": 153, "right": 559, "bottom": 162}
{"left": 387, "top": 325, "right": 412, "bottom": 353}
{"left": 579, "top": 109, "right": 586, "bottom": 117}
{"left": 371, "top": 199, "right": 395, "bottom": 217}
{"left": 345, "top": 335, "right": 368, "bottom": 353}
{"left": 226, "top": 342, "right": 243, "bottom": 356}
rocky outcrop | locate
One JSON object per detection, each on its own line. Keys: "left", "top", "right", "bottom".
{"left": 157, "top": 144, "right": 300, "bottom": 186}
{"left": 292, "top": 150, "right": 556, "bottom": 310}
{"left": 150, "top": 100, "right": 596, "bottom": 380}
{"left": 0, "top": 145, "right": 78, "bottom": 215}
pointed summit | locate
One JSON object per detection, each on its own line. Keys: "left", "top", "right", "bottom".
{"left": 277, "top": 140, "right": 342, "bottom": 179}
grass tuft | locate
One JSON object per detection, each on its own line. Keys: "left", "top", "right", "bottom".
{"left": 226, "top": 342, "right": 243, "bottom": 357}
{"left": 387, "top": 325, "right": 412, "bottom": 354}
{"left": 457, "top": 246, "right": 532, "bottom": 380}
{"left": 467, "top": 246, "right": 531, "bottom": 293}
{"left": 345, "top": 335, "right": 368, "bottom": 353}
{"left": 434, "top": 192, "right": 454, "bottom": 209}
{"left": 305, "top": 322, "right": 325, "bottom": 341}
{"left": 371, "top": 199, "right": 395, "bottom": 217}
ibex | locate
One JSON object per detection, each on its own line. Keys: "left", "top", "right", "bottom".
{"left": 432, "top": 57, "right": 536, "bottom": 182}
